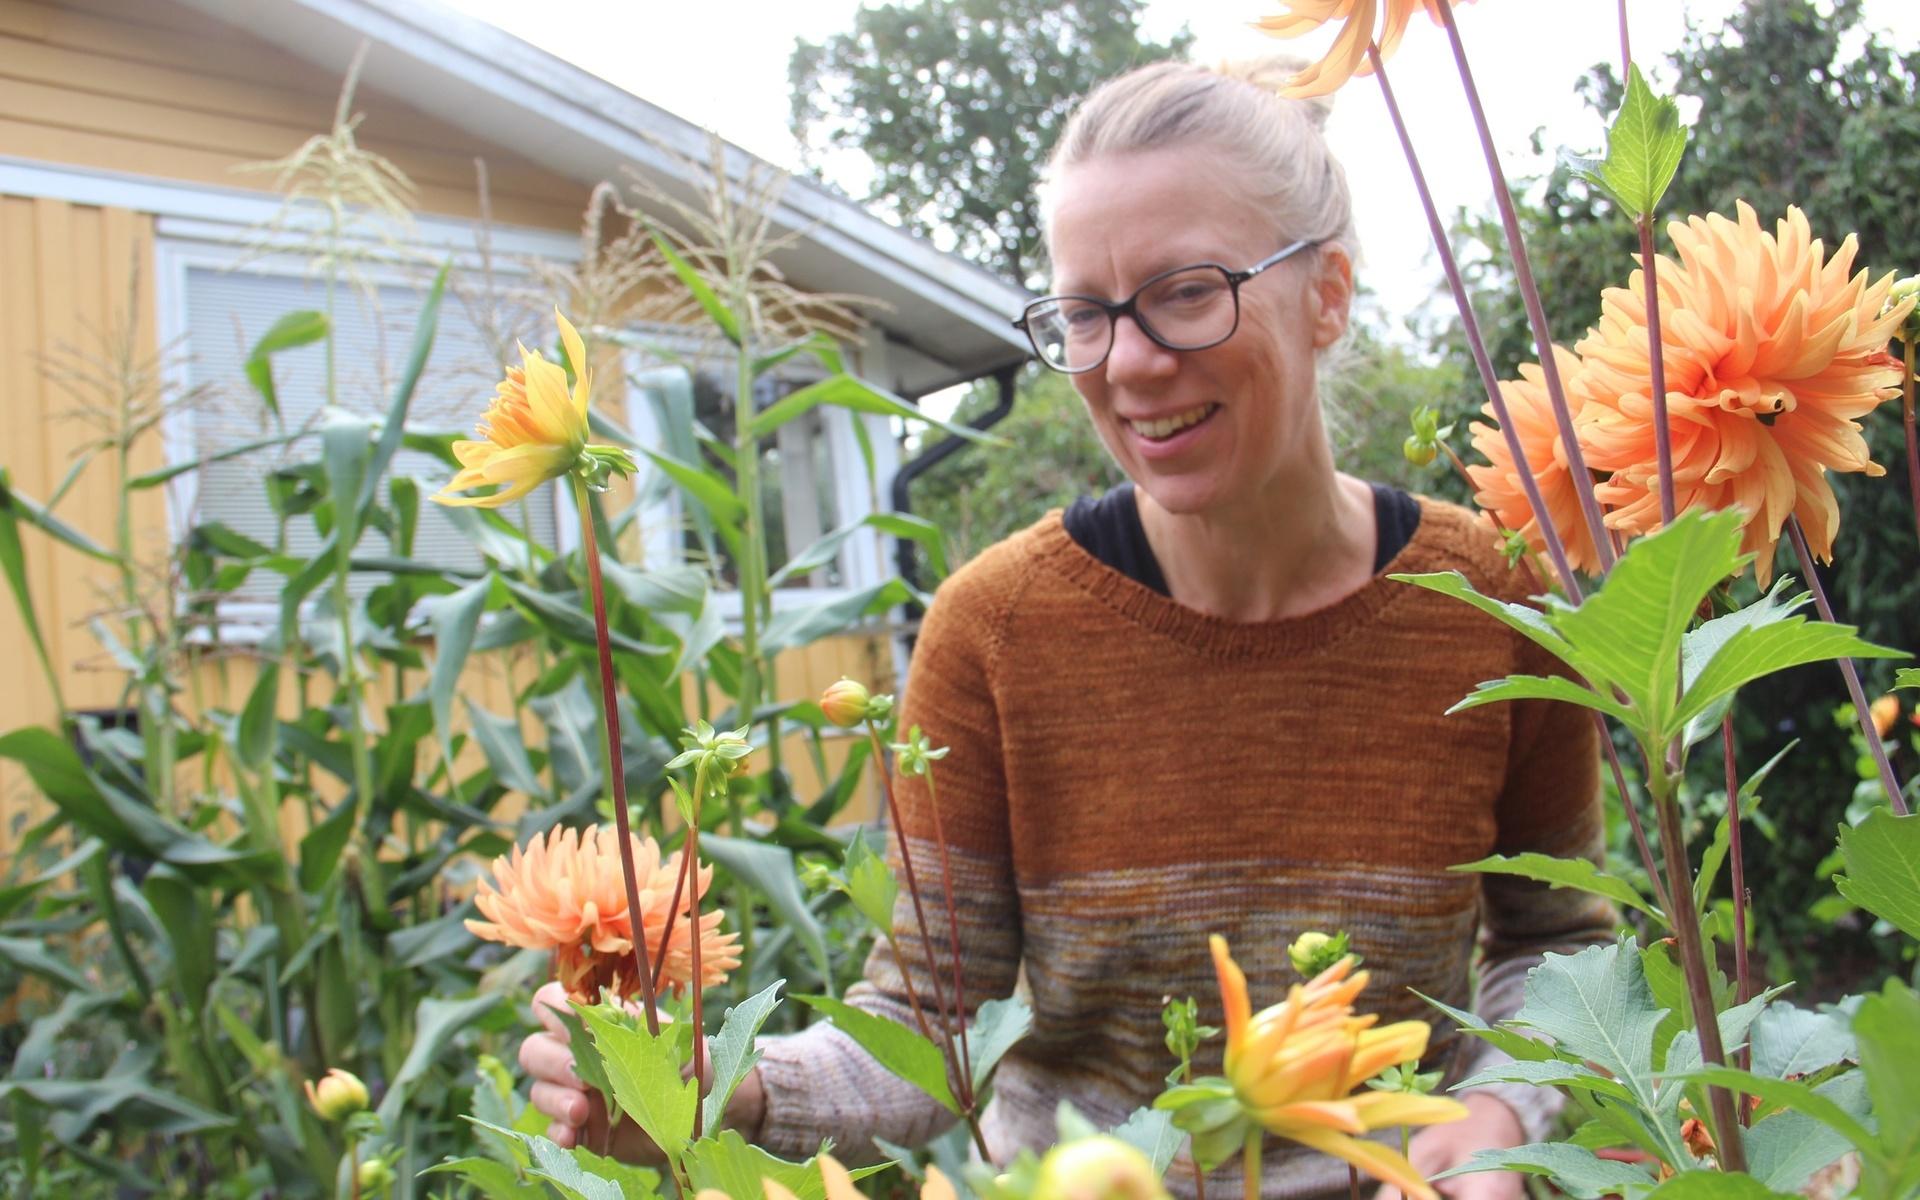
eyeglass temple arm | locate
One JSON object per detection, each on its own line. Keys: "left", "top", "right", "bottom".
{"left": 1238, "top": 239, "right": 1317, "bottom": 282}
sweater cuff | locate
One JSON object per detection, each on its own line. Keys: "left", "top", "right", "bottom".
{"left": 753, "top": 1030, "right": 830, "bottom": 1162}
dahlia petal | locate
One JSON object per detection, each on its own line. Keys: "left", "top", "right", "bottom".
{"left": 1288, "top": 1126, "right": 1440, "bottom": 1200}
{"left": 1345, "top": 1090, "right": 1472, "bottom": 1129}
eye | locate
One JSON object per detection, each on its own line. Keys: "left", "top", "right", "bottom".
{"left": 1059, "top": 302, "right": 1107, "bottom": 332}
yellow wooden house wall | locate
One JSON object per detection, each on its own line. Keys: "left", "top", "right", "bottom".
{"left": 0, "top": 0, "right": 891, "bottom": 852}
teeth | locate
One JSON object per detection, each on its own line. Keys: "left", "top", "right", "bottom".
{"left": 1130, "top": 404, "right": 1215, "bottom": 440}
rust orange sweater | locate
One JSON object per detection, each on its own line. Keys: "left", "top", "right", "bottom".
{"left": 757, "top": 498, "right": 1612, "bottom": 1196}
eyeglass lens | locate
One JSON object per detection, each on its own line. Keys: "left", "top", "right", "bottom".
{"left": 1023, "top": 265, "right": 1239, "bottom": 372}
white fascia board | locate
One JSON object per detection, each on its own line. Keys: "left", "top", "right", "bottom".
{"left": 229, "top": 0, "right": 1033, "bottom": 360}
{"left": 0, "top": 155, "right": 579, "bottom": 262}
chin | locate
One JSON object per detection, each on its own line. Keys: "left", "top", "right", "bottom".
{"left": 1130, "top": 472, "right": 1230, "bottom": 519}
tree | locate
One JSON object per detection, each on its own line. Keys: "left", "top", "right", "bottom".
{"left": 1440, "top": 0, "right": 1920, "bottom": 985}
{"left": 789, "top": 0, "right": 1192, "bottom": 285}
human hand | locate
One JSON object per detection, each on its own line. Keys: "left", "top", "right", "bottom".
{"left": 518, "top": 981, "right": 768, "bottom": 1159}
{"left": 1370, "top": 1093, "right": 1526, "bottom": 1200}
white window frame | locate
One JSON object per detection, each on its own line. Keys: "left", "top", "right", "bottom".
{"left": 614, "top": 324, "right": 897, "bottom": 622}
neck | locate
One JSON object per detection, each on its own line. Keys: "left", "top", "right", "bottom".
{"left": 1136, "top": 467, "right": 1378, "bottom": 623}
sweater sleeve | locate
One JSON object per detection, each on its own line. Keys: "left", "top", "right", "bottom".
{"left": 1454, "top": 618, "right": 1618, "bottom": 1142}
{"left": 754, "top": 558, "right": 1025, "bottom": 1163}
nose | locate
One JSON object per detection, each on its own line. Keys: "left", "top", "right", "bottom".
{"left": 1103, "top": 314, "right": 1179, "bottom": 385}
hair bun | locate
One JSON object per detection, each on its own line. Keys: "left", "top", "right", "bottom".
{"left": 1215, "top": 54, "right": 1337, "bottom": 130}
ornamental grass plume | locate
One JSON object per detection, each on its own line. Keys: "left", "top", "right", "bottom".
{"left": 1253, "top": 1, "right": 1473, "bottom": 97}
{"left": 465, "top": 826, "right": 739, "bottom": 1003}
{"left": 1575, "top": 203, "right": 1913, "bottom": 581}
{"left": 1210, "top": 936, "right": 1466, "bottom": 1200}
{"left": 432, "top": 309, "right": 631, "bottom": 508}
{"left": 1465, "top": 346, "right": 1610, "bottom": 574}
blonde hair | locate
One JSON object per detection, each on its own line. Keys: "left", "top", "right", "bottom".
{"left": 1043, "top": 55, "right": 1358, "bottom": 263}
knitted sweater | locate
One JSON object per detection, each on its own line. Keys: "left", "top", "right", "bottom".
{"left": 755, "top": 498, "right": 1613, "bottom": 1196}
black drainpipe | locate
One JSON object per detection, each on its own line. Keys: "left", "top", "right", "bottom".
{"left": 890, "top": 361, "right": 1023, "bottom": 635}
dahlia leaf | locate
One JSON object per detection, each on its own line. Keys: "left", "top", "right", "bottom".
{"left": 1432, "top": 1143, "right": 1656, "bottom": 1200}
{"left": 840, "top": 828, "right": 898, "bottom": 938}
{"left": 1447, "top": 674, "right": 1636, "bottom": 726}
{"left": 581, "top": 1003, "right": 698, "bottom": 1168}
{"left": 1572, "top": 63, "right": 1689, "bottom": 218}
{"left": 1835, "top": 809, "right": 1920, "bottom": 940}
{"left": 1742, "top": 1071, "right": 1868, "bottom": 1195}
{"left": 1663, "top": 1066, "right": 1876, "bottom": 1158}
{"left": 1411, "top": 991, "right": 1557, "bottom": 1066}
{"left": 1550, "top": 508, "right": 1748, "bottom": 738}
{"left": 791, "top": 993, "right": 961, "bottom": 1114}
{"left": 1452, "top": 1058, "right": 1636, "bottom": 1104}
{"left": 1895, "top": 668, "right": 1920, "bottom": 690}
{"left": 703, "top": 978, "right": 784, "bottom": 1133}
{"left": 1109, "top": 1106, "right": 1183, "bottom": 1176}
{"left": 968, "top": 995, "right": 1033, "bottom": 1093}
{"left": 1450, "top": 851, "right": 1659, "bottom": 920}
{"left": 684, "top": 1130, "right": 887, "bottom": 1200}
{"left": 1511, "top": 942, "right": 1668, "bottom": 1123}
{"left": 1852, "top": 981, "right": 1920, "bottom": 1196}
{"left": 1389, "top": 571, "right": 1573, "bottom": 661}
{"left": 1674, "top": 618, "right": 1905, "bottom": 743}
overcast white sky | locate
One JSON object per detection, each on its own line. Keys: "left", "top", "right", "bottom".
{"left": 442, "top": 0, "right": 1919, "bottom": 325}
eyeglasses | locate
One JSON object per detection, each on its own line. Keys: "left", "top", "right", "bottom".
{"left": 1012, "top": 240, "right": 1320, "bottom": 374}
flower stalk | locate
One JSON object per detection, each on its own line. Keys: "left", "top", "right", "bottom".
{"left": 1433, "top": 3, "right": 1616, "bottom": 573}
{"left": 571, "top": 472, "right": 662, "bottom": 1032}
{"left": 1785, "top": 517, "right": 1907, "bottom": 815}
{"left": 1367, "top": 43, "right": 1583, "bottom": 601}
{"left": 1721, "top": 714, "right": 1751, "bottom": 1070}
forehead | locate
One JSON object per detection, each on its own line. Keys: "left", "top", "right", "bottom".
{"left": 1047, "top": 146, "right": 1268, "bottom": 291}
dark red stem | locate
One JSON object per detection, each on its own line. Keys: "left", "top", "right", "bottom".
{"left": 1784, "top": 517, "right": 1907, "bottom": 815}
{"left": 1369, "top": 43, "right": 1583, "bottom": 600}
{"left": 1721, "top": 713, "right": 1752, "bottom": 1075}
{"left": 1617, "top": 0, "right": 1632, "bottom": 77}
{"left": 652, "top": 837, "right": 694, "bottom": 994}
{"left": 575, "top": 477, "right": 661, "bottom": 1033}
{"left": 1639, "top": 220, "right": 1677, "bottom": 526}
{"left": 1593, "top": 712, "right": 1672, "bottom": 918}
{"left": 863, "top": 722, "right": 970, "bottom": 1108}
{"left": 688, "top": 813, "right": 705, "bottom": 1138}
{"left": 922, "top": 772, "right": 975, "bottom": 1089}
{"left": 1435, "top": 4, "right": 1616, "bottom": 573}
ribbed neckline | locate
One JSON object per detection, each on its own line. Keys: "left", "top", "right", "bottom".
{"left": 1029, "top": 494, "right": 1468, "bottom": 661}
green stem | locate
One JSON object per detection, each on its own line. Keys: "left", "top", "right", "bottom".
{"left": 333, "top": 570, "right": 375, "bottom": 825}
{"left": 1243, "top": 1130, "right": 1262, "bottom": 1200}
{"left": 688, "top": 762, "right": 707, "bottom": 1140}
{"left": 1647, "top": 758, "right": 1748, "bottom": 1172}
{"left": 572, "top": 473, "right": 662, "bottom": 1033}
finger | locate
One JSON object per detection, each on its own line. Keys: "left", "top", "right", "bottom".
{"left": 530, "top": 1081, "right": 590, "bottom": 1128}
{"left": 546, "top": 1120, "right": 578, "bottom": 1150}
{"left": 519, "top": 1033, "right": 584, "bottom": 1088}
{"left": 532, "top": 981, "right": 573, "bottom": 1038}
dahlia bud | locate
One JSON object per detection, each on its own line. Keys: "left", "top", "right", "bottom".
{"left": 1033, "top": 1135, "right": 1171, "bottom": 1200}
{"left": 820, "top": 678, "right": 873, "bottom": 728}
{"left": 1402, "top": 433, "right": 1439, "bottom": 467}
{"left": 1288, "top": 929, "right": 1354, "bottom": 978}
{"left": 357, "top": 1157, "right": 397, "bottom": 1195}
{"left": 1887, "top": 275, "right": 1920, "bottom": 344}
{"left": 304, "top": 1067, "right": 369, "bottom": 1121}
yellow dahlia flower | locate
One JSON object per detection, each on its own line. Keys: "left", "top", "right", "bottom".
{"left": 1212, "top": 935, "right": 1467, "bottom": 1200}
{"left": 1576, "top": 203, "right": 1913, "bottom": 581}
{"left": 1254, "top": 1, "right": 1473, "bottom": 98}
{"left": 433, "top": 309, "right": 595, "bottom": 509}
{"left": 465, "top": 825, "right": 740, "bottom": 1002}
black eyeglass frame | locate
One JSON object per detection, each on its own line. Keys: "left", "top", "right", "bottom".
{"left": 1011, "top": 239, "right": 1321, "bottom": 374}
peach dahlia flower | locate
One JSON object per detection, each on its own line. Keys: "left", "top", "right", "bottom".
{"left": 1254, "top": 1, "right": 1472, "bottom": 98}
{"left": 1212, "top": 936, "right": 1467, "bottom": 1200}
{"left": 466, "top": 825, "right": 739, "bottom": 1002}
{"left": 1576, "top": 203, "right": 1913, "bottom": 581}
{"left": 1465, "top": 346, "right": 1609, "bottom": 574}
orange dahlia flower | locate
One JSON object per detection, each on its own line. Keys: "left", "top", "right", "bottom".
{"left": 433, "top": 309, "right": 593, "bottom": 509}
{"left": 1576, "top": 203, "right": 1913, "bottom": 581}
{"left": 1212, "top": 936, "right": 1467, "bottom": 1200}
{"left": 1465, "top": 346, "right": 1608, "bottom": 574}
{"left": 466, "top": 825, "right": 739, "bottom": 1002}
{"left": 1254, "top": 1, "right": 1473, "bottom": 98}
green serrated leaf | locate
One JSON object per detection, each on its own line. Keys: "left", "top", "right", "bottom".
{"left": 704, "top": 979, "right": 784, "bottom": 1132}
{"left": 580, "top": 1003, "right": 697, "bottom": 1169}
{"left": 1454, "top": 1058, "right": 1636, "bottom": 1103}
{"left": 1575, "top": 64, "right": 1689, "bottom": 217}
{"left": 1854, "top": 979, "right": 1920, "bottom": 1197}
{"left": 1743, "top": 1071, "right": 1869, "bottom": 1194}
{"left": 1452, "top": 852, "right": 1658, "bottom": 919}
{"left": 968, "top": 996, "right": 1033, "bottom": 1093}
{"left": 792, "top": 993, "right": 960, "bottom": 1113}
{"left": 1435, "top": 1142, "right": 1657, "bottom": 1200}
{"left": 1109, "top": 1106, "right": 1183, "bottom": 1176}
{"left": 1512, "top": 941, "right": 1667, "bottom": 1119}
{"left": 841, "top": 829, "right": 898, "bottom": 937}
{"left": 1834, "top": 809, "right": 1920, "bottom": 939}
{"left": 1638, "top": 1169, "right": 1784, "bottom": 1200}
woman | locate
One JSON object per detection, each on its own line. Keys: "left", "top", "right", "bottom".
{"left": 520, "top": 55, "right": 1610, "bottom": 1199}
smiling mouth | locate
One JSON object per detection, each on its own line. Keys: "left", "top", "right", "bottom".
{"left": 1127, "top": 403, "right": 1219, "bottom": 441}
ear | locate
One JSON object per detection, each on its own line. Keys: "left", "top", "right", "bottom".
{"left": 1308, "top": 244, "right": 1354, "bottom": 349}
